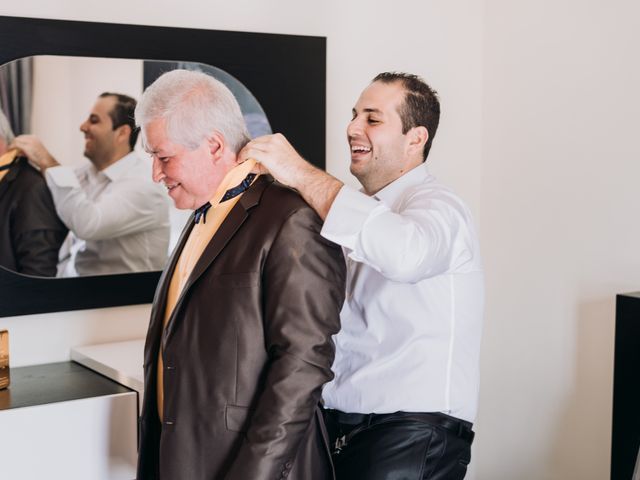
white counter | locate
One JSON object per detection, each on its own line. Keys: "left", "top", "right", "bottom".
{"left": 71, "top": 339, "right": 145, "bottom": 409}
{"left": 0, "top": 362, "right": 138, "bottom": 480}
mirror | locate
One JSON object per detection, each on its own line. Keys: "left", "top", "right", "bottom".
{"left": 0, "top": 15, "right": 326, "bottom": 317}
{"left": 1, "top": 55, "right": 273, "bottom": 277}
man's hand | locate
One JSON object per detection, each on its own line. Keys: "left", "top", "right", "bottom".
{"left": 11, "top": 135, "right": 59, "bottom": 171}
{"left": 240, "top": 133, "right": 343, "bottom": 221}
{"left": 239, "top": 133, "right": 313, "bottom": 191}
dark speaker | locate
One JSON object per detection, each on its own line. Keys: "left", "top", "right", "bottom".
{"left": 612, "top": 293, "right": 640, "bottom": 480}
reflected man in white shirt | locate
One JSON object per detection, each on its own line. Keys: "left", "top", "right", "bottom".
{"left": 241, "top": 72, "right": 484, "bottom": 480}
{"left": 13, "top": 93, "right": 170, "bottom": 276}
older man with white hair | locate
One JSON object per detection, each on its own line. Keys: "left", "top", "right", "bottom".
{"left": 135, "top": 69, "right": 345, "bottom": 480}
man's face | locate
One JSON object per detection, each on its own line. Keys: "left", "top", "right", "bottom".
{"left": 144, "top": 118, "right": 224, "bottom": 210}
{"left": 347, "top": 80, "right": 411, "bottom": 193}
{"left": 79, "top": 96, "right": 118, "bottom": 162}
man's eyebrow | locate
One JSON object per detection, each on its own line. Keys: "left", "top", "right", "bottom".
{"left": 352, "top": 107, "right": 383, "bottom": 115}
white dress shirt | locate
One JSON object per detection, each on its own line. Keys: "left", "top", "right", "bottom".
{"left": 45, "top": 152, "right": 170, "bottom": 276}
{"left": 321, "top": 163, "right": 484, "bottom": 423}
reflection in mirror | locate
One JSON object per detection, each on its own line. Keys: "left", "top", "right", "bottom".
{"left": 0, "top": 56, "right": 272, "bottom": 278}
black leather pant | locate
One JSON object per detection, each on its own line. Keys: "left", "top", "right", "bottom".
{"left": 323, "top": 410, "right": 474, "bottom": 480}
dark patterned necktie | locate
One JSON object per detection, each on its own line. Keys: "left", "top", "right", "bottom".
{"left": 194, "top": 202, "right": 212, "bottom": 224}
{"left": 194, "top": 173, "right": 257, "bottom": 224}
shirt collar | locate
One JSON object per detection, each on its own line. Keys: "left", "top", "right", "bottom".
{"left": 204, "top": 159, "right": 258, "bottom": 208}
{"left": 0, "top": 149, "right": 19, "bottom": 169}
{"left": 0, "top": 149, "right": 20, "bottom": 183}
{"left": 101, "top": 151, "right": 138, "bottom": 182}
{"left": 373, "top": 163, "right": 431, "bottom": 204}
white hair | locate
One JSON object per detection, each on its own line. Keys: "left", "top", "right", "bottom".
{"left": 0, "top": 110, "right": 15, "bottom": 145}
{"left": 136, "top": 69, "right": 250, "bottom": 152}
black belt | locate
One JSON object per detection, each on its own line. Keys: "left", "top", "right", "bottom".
{"left": 325, "top": 410, "right": 475, "bottom": 449}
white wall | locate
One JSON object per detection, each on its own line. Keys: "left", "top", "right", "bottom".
{"left": 1, "top": 1, "right": 638, "bottom": 479}
{"left": 478, "top": 1, "right": 640, "bottom": 478}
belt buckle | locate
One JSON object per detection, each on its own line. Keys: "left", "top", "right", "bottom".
{"left": 333, "top": 435, "right": 347, "bottom": 455}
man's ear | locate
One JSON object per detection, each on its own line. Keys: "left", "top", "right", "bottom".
{"left": 406, "top": 126, "right": 428, "bottom": 156}
{"left": 116, "top": 124, "right": 133, "bottom": 146}
{"left": 207, "top": 132, "right": 225, "bottom": 163}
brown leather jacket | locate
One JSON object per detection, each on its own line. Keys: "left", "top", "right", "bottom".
{"left": 137, "top": 176, "right": 345, "bottom": 480}
{"left": 0, "top": 157, "right": 68, "bottom": 276}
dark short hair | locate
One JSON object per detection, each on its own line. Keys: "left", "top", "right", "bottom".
{"left": 372, "top": 72, "right": 440, "bottom": 161}
{"left": 99, "top": 92, "right": 139, "bottom": 151}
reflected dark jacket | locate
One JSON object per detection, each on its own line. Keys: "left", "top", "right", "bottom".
{"left": 0, "top": 157, "right": 68, "bottom": 276}
{"left": 137, "top": 175, "right": 345, "bottom": 480}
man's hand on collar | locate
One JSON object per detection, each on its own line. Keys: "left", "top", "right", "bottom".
{"left": 239, "top": 133, "right": 343, "bottom": 220}
{"left": 10, "top": 134, "right": 60, "bottom": 172}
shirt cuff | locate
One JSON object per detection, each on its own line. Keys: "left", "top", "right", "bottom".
{"left": 45, "top": 165, "right": 80, "bottom": 189}
{"left": 321, "top": 185, "right": 379, "bottom": 251}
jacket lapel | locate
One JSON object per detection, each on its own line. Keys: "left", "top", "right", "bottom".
{"left": 162, "top": 175, "right": 272, "bottom": 341}
{"left": 144, "top": 213, "right": 195, "bottom": 366}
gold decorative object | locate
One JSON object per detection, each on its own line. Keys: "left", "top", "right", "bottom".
{"left": 0, "top": 330, "right": 9, "bottom": 390}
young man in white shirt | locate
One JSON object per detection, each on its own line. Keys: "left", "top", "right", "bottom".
{"left": 241, "top": 72, "right": 484, "bottom": 480}
{"left": 12, "top": 93, "right": 170, "bottom": 276}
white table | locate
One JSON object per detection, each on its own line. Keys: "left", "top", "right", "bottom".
{"left": 0, "top": 362, "right": 138, "bottom": 480}
{"left": 71, "top": 339, "right": 145, "bottom": 410}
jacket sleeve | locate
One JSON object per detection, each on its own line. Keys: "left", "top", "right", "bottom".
{"left": 224, "top": 205, "right": 345, "bottom": 480}
{"left": 13, "top": 174, "right": 68, "bottom": 277}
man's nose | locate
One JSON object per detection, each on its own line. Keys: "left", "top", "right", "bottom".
{"left": 347, "top": 118, "right": 363, "bottom": 139}
{"left": 151, "top": 157, "right": 164, "bottom": 183}
{"left": 79, "top": 120, "right": 88, "bottom": 133}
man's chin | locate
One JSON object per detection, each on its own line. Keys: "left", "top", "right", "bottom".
{"left": 169, "top": 188, "right": 192, "bottom": 210}
{"left": 349, "top": 163, "right": 365, "bottom": 178}
{"left": 169, "top": 192, "right": 184, "bottom": 209}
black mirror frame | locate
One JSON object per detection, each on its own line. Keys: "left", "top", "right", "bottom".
{"left": 0, "top": 15, "right": 326, "bottom": 317}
